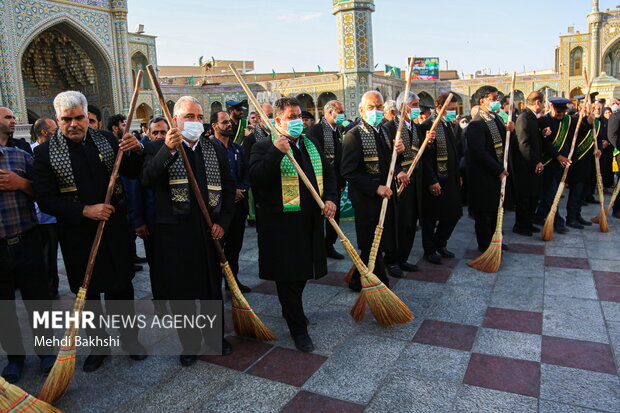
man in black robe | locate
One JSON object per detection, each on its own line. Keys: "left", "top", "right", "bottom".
{"left": 607, "top": 106, "right": 620, "bottom": 218}
{"left": 141, "top": 96, "right": 235, "bottom": 366}
{"left": 511, "top": 91, "right": 546, "bottom": 236}
{"left": 306, "top": 99, "right": 346, "bottom": 260}
{"left": 250, "top": 97, "right": 337, "bottom": 352}
{"left": 341, "top": 91, "right": 405, "bottom": 290}
{"left": 418, "top": 93, "right": 462, "bottom": 264}
{"left": 33, "top": 91, "right": 146, "bottom": 372}
{"left": 226, "top": 100, "right": 248, "bottom": 144}
{"left": 466, "top": 86, "right": 513, "bottom": 251}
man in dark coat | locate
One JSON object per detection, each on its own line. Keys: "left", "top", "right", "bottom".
{"left": 0, "top": 107, "right": 32, "bottom": 154}
{"left": 466, "top": 86, "right": 513, "bottom": 251}
{"left": 383, "top": 91, "right": 434, "bottom": 273}
{"left": 607, "top": 106, "right": 620, "bottom": 218}
{"left": 341, "top": 91, "right": 405, "bottom": 291}
{"left": 306, "top": 99, "right": 346, "bottom": 260}
{"left": 250, "top": 97, "right": 337, "bottom": 352}
{"left": 32, "top": 91, "right": 146, "bottom": 373}
{"left": 141, "top": 96, "right": 235, "bottom": 366}
{"left": 511, "top": 91, "right": 546, "bottom": 235}
{"left": 418, "top": 93, "right": 462, "bottom": 264}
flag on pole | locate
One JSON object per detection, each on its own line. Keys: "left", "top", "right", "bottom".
{"left": 292, "top": 67, "right": 297, "bottom": 78}
{"left": 189, "top": 76, "right": 194, "bottom": 86}
{"left": 318, "top": 65, "right": 323, "bottom": 73}
{"left": 272, "top": 69, "right": 276, "bottom": 79}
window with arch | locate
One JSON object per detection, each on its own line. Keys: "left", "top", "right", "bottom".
{"left": 570, "top": 47, "right": 583, "bottom": 77}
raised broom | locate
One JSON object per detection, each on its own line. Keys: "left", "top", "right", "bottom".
{"left": 467, "top": 72, "right": 517, "bottom": 272}
{"left": 145, "top": 65, "right": 276, "bottom": 341}
{"left": 593, "top": 177, "right": 620, "bottom": 223}
{"left": 38, "top": 71, "right": 144, "bottom": 404}
{"left": 1, "top": 377, "right": 62, "bottom": 413}
{"left": 229, "top": 64, "right": 413, "bottom": 326}
{"left": 342, "top": 93, "right": 454, "bottom": 283}
{"left": 541, "top": 71, "right": 593, "bottom": 241}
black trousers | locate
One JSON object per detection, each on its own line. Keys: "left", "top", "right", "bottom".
{"left": 420, "top": 217, "right": 459, "bottom": 255}
{"left": 170, "top": 299, "right": 224, "bottom": 355}
{"left": 385, "top": 192, "right": 418, "bottom": 265}
{"left": 601, "top": 146, "right": 615, "bottom": 188}
{"left": 0, "top": 227, "right": 53, "bottom": 363}
{"left": 223, "top": 202, "right": 247, "bottom": 279}
{"left": 535, "top": 165, "right": 565, "bottom": 227}
{"left": 474, "top": 211, "right": 498, "bottom": 251}
{"left": 275, "top": 280, "right": 307, "bottom": 337}
{"left": 515, "top": 194, "right": 538, "bottom": 230}
{"left": 324, "top": 200, "right": 341, "bottom": 248}
{"left": 567, "top": 165, "right": 592, "bottom": 222}
{"left": 39, "top": 223, "right": 59, "bottom": 297}
{"left": 84, "top": 281, "right": 139, "bottom": 353}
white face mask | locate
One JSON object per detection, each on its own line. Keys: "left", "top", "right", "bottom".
{"left": 181, "top": 121, "right": 204, "bottom": 141}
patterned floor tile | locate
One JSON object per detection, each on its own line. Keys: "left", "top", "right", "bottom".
{"left": 483, "top": 307, "right": 543, "bottom": 334}
{"left": 247, "top": 347, "right": 327, "bottom": 387}
{"left": 412, "top": 319, "right": 478, "bottom": 351}
{"left": 541, "top": 336, "right": 617, "bottom": 374}
{"left": 463, "top": 353, "right": 540, "bottom": 397}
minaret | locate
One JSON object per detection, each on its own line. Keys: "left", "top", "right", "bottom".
{"left": 588, "top": 0, "right": 602, "bottom": 78}
{"left": 332, "top": 0, "right": 375, "bottom": 117}
{"left": 111, "top": 0, "right": 132, "bottom": 112}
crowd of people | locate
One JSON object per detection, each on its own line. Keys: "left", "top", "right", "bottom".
{"left": 0, "top": 84, "right": 617, "bottom": 385}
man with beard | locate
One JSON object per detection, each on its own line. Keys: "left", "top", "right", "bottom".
{"left": 141, "top": 96, "right": 235, "bottom": 366}
{"left": 418, "top": 93, "right": 462, "bottom": 264}
{"left": 0, "top": 107, "right": 31, "bottom": 154}
{"left": 210, "top": 111, "right": 251, "bottom": 293}
{"left": 226, "top": 100, "right": 248, "bottom": 144}
{"left": 32, "top": 91, "right": 147, "bottom": 372}
{"left": 250, "top": 96, "right": 337, "bottom": 352}
{"left": 306, "top": 100, "right": 346, "bottom": 260}
{"left": 466, "top": 86, "right": 513, "bottom": 251}
{"left": 242, "top": 104, "right": 274, "bottom": 163}
{"left": 341, "top": 91, "right": 405, "bottom": 290}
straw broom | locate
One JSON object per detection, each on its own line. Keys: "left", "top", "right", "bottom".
{"left": 586, "top": 91, "right": 610, "bottom": 232}
{"left": 344, "top": 93, "right": 455, "bottom": 283}
{"left": 1, "top": 378, "right": 63, "bottom": 413}
{"left": 593, "top": 178, "right": 620, "bottom": 223}
{"left": 38, "top": 71, "right": 144, "bottom": 404}
{"left": 229, "top": 64, "right": 413, "bottom": 326}
{"left": 145, "top": 65, "right": 276, "bottom": 341}
{"left": 541, "top": 71, "right": 593, "bottom": 241}
{"left": 467, "top": 72, "right": 517, "bottom": 272}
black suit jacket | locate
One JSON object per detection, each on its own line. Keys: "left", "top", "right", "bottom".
{"left": 7, "top": 136, "right": 32, "bottom": 154}
{"left": 511, "top": 109, "right": 543, "bottom": 197}
{"left": 608, "top": 111, "right": 620, "bottom": 149}
{"left": 306, "top": 120, "right": 344, "bottom": 189}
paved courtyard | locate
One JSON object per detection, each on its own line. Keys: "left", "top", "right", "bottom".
{"left": 9, "top": 201, "right": 620, "bottom": 413}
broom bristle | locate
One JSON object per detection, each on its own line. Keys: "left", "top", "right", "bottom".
{"left": 1, "top": 377, "right": 63, "bottom": 412}
{"left": 468, "top": 231, "right": 503, "bottom": 273}
{"left": 541, "top": 211, "right": 555, "bottom": 241}
{"left": 231, "top": 296, "right": 277, "bottom": 341}
{"left": 599, "top": 212, "right": 610, "bottom": 233}
{"left": 343, "top": 265, "right": 355, "bottom": 283}
{"left": 591, "top": 215, "right": 600, "bottom": 223}
{"left": 351, "top": 271, "right": 413, "bottom": 326}
{"left": 350, "top": 293, "right": 367, "bottom": 321}
{"left": 37, "top": 329, "right": 77, "bottom": 404}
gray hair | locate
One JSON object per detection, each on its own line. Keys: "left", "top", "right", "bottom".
{"left": 384, "top": 99, "right": 397, "bottom": 114}
{"left": 53, "top": 91, "right": 88, "bottom": 116}
{"left": 323, "top": 100, "right": 342, "bottom": 114}
{"left": 173, "top": 96, "right": 201, "bottom": 116}
{"left": 359, "top": 90, "right": 384, "bottom": 109}
{"left": 396, "top": 91, "right": 420, "bottom": 108}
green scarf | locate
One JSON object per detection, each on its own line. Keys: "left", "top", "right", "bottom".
{"left": 276, "top": 135, "right": 323, "bottom": 212}
{"left": 233, "top": 118, "right": 247, "bottom": 145}
{"left": 575, "top": 119, "right": 599, "bottom": 161}
{"left": 542, "top": 115, "right": 571, "bottom": 166}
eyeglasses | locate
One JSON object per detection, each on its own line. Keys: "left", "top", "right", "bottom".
{"left": 218, "top": 120, "right": 231, "bottom": 124}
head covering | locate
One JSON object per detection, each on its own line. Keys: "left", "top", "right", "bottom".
{"left": 225, "top": 100, "right": 247, "bottom": 110}
{"left": 419, "top": 104, "right": 433, "bottom": 114}
{"left": 301, "top": 111, "right": 314, "bottom": 120}
{"left": 548, "top": 97, "right": 572, "bottom": 110}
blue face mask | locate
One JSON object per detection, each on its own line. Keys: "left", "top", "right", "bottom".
{"left": 444, "top": 110, "right": 457, "bottom": 122}
{"left": 263, "top": 118, "right": 275, "bottom": 130}
{"left": 365, "top": 110, "right": 384, "bottom": 127}
{"left": 409, "top": 108, "right": 421, "bottom": 121}
{"left": 335, "top": 113, "right": 345, "bottom": 125}
{"left": 489, "top": 101, "right": 501, "bottom": 112}
{"left": 284, "top": 118, "right": 304, "bottom": 137}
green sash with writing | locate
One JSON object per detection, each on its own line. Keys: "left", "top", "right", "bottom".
{"left": 542, "top": 115, "right": 571, "bottom": 166}
{"left": 575, "top": 119, "right": 599, "bottom": 161}
{"left": 233, "top": 118, "right": 248, "bottom": 145}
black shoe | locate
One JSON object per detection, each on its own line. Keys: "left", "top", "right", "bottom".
{"left": 437, "top": 248, "right": 455, "bottom": 258}
{"left": 225, "top": 281, "right": 252, "bottom": 293}
{"left": 180, "top": 355, "right": 197, "bottom": 367}
{"left": 512, "top": 227, "right": 532, "bottom": 236}
{"left": 133, "top": 264, "right": 143, "bottom": 272}
{"left": 566, "top": 220, "right": 584, "bottom": 229}
{"left": 1, "top": 362, "right": 23, "bottom": 384}
{"left": 577, "top": 215, "right": 592, "bottom": 226}
{"left": 613, "top": 211, "right": 620, "bottom": 219}
{"left": 501, "top": 244, "right": 509, "bottom": 251}
{"left": 528, "top": 225, "right": 540, "bottom": 233}
{"left": 386, "top": 264, "right": 405, "bottom": 278}
{"left": 133, "top": 255, "right": 148, "bottom": 263}
{"left": 293, "top": 333, "right": 314, "bottom": 352}
{"left": 122, "top": 339, "right": 148, "bottom": 361}
{"left": 222, "top": 338, "right": 233, "bottom": 356}
{"left": 398, "top": 262, "right": 419, "bottom": 272}
{"left": 40, "top": 356, "right": 56, "bottom": 376}
{"left": 326, "top": 246, "right": 344, "bottom": 260}
{"left": 586, "top": 196, "right": 598, "bottom": 204}
{"left": 532, "top": 216, "right": 545, "bottom": 226}
{"left": 348, "top": 278, "right": 362, "bottom": 292}
{"left": 555, "top": 226, "right": 570, "bottom": 234}
{"left": 424, "top": 253, "right": 442, "bottom": 265}
{"left": 83, "top": 355, "right": 108, "bottom": 372}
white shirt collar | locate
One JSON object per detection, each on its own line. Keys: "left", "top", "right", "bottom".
{"left": 183, "top": 139, "right": 199, "bottom": 151}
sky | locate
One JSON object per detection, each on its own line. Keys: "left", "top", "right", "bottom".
{"left": 127, "top": 0, "right": 604, "bottom": 76}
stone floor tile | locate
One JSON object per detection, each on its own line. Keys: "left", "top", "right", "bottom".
{"left": 543, "top": 296, "right": 608, "bottom": 343}
{"left": 463, "top": 353, "right": 540, "bottom": 397}
{"left": 490, "top": 276, "right": 544, "bottom": 312}
{"left": 200, "top": 336, "right": 273, "bottom": 371}
{"left": 544, "top": 246, "right": 588, "bottom": 258}
{"left": 541, "top": 336, "right": 616, "bottom": 374}
{"left": 538, "top": 400, "right": 608, "bottom": 413}
{"left": 280, "top": 391, "right": 365, "bottom": 413}
{"left": 483, "top": 307, "right": 543, "bottom": 334}
{"left": 309, "top": 271, "right": 348, "bottom": 287}
{"left": 545, "top": 256, "right": 590, "bottom": 270}
{"left": 544, "top": 267, "right": 597, "bottom": 300}
{"left": 473, "top": 328, "right": 541, "bottom": 361}
{"left": 426, "top": 285, "right": 490, "bottom": 325}
{"left": 247, "top": 347, "right": 327, "bottom": 387}
{"left": 507, "top": 243, "right": 545, "bottom": 255}
{"left": 447, "top": 264, "right": 497, "bottom": 290}
{"left": 453, "top": 385, "right": 538, "bottom": 413}
{"left": 601, "top": 301, "right": 620, "bottom": 322}
{"left": 412, "top": 319, "right": 478, "bottom": 351}
{"left": 392, "top": 342, "right": 471, "bottom": 383}
{"left": 539, "top": 364, "right": 620, "bottom": 412}
{"left": 406, "top": 267, "right": 452, "bottom": 283}
{"left": 500, "top": 252, "right": 546, "bottom": 275}
{"left": 589, "top": 259, "right": 620, "bottom": 272}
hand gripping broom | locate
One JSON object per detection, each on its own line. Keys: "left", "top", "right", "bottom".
{"left": 146, "top": 65, "right": 276, "bottom": 341}
{"left": 467, "top": 72, "right": 517, "bottom": 272}
{"left": 229, "top": 64, "right": 413, "bottom": 326}
{"left": 38, "top": 71, "right": 144, "bottom": 404}
{"left": 541, "top": 70, "right": 593, "bottom": 241}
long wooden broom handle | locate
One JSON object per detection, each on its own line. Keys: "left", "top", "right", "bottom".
{"left": 81, "top": 71, "right": 143, "bottom": 289}
{"left": 497, "top": 72, "right": 517, "bottom": 208}
{"left": 397, "top": 93, "right": 454, "bottom": 195}
{"left": 146, "top": 65, "right": 230, "bottom": 265}
{"left": 584, "top": 71, "right": 606, "bottom": 214}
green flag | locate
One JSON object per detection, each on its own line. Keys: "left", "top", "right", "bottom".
{"left": 292, "top": 67, "right": 297, "bottom": 78}
{"left": 318, "top": 65, "right": 323, "bottom": 73}
{"left": 272, "top": 69, "right": 276, "bottom": 79}
{"left": 189, "top": 76, "right": 194, "bottom": 86}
